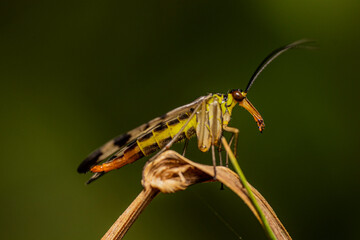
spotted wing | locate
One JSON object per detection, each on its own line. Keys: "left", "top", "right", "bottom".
{"left": 77, "top": 95, "right": 208, "bottom": 175}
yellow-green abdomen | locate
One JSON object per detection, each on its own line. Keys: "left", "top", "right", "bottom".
{"left": 136, "top": 112, "right": 197, "bottom": 156}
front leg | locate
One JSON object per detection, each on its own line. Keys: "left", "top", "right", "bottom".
{"left": 223, "top": 125, "right": 239, "bottom": 157}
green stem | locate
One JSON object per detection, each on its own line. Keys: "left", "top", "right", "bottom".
{"left": 221, "top": 137, "right": 277, "bottom": 240}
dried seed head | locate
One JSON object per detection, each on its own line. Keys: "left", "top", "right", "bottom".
{"left": 142, "top": 152, "right": 211, "bottom": 193}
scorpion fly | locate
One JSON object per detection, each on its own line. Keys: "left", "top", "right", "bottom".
{"left": 78, "top": 40, "right": 312, "bottom": 184}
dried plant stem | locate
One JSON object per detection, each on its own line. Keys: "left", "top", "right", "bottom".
{"left": 101, "top": 188, "right": 159, "bottom": 240}
{"left": 101, "top": 150, "right": 291, "bottom": 240}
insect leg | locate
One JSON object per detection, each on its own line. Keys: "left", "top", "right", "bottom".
{"left": 218, "top": 144, "right": 223, "bottom": 166}
{"left": 182, "top": 138, "right": 189, "bottom": 156}
{"left": 211, "top": 145, "right": 217, "bottom": 179}
{"left": 217, "top": 147, "right": 225, "bottom": 190}
{"left": 223, "top": 125, "right": 239, "bottom": 157}
{"left": 225, "top": 134, "right": 235, "bottom": 168}
{"left": 196, "top": 100, "right": 210, "bottom": 152}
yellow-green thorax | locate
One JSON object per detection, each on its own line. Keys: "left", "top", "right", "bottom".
{"left": 195, "top": 93, "right": 237, "bottom": 152}
{"left": 206, "top": 93, "right": 238, "bottom": 125}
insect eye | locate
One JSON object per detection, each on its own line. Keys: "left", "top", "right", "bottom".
{"left": 232, "top": 90, "right": 245, "bottom": 101}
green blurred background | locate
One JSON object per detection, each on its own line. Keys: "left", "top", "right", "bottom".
{"left": 1, "top": 1, "right": 360, "bottom": 239}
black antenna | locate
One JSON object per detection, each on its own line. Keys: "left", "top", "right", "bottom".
{"left": 244, "top": 39, "right": 315, "bottom": 93}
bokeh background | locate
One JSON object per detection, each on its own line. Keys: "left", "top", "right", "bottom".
{"left": 1, "top": 1, "right": 360, "bottom": 239}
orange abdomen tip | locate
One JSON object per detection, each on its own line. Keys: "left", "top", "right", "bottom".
{"left": 91, "top": 165, "right": 104, "bottom": 173}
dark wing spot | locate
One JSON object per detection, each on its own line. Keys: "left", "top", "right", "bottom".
{"left": 178, "top": 113, "right": 189, "bottom": 120}
{"left": 138, "top": 132, "right": 153, "bottom": 142}
{"left": 113, "top": 134, "right": 131, "bottom": 147}
{"left": 153, "top": 122, "right": 168, "bottom": 132}
{"left": 186, "top": 126, "right": 196, "bottom": 137}
{"left": 144, "top": 122, "right": 150, "bottom": 130}
{"left": 126, "top": 139, "right": 138, "bottom": 147}
{"left": 142, "top": 143, "right": 159, "bottom": 155}
{"left": 158, "top": 137, "right": 172, "bottom": 148}
{"left": 160, "top": 114, "right": 167, "bottom": 120}
{"left": 77, "top": 149, "right": 102, "bottom": 173}
{"left": 167, "top": 119, "right": 180, "bottom": 126}
{"left": 177, "top": 132, "right": 187, "bottom": 141}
